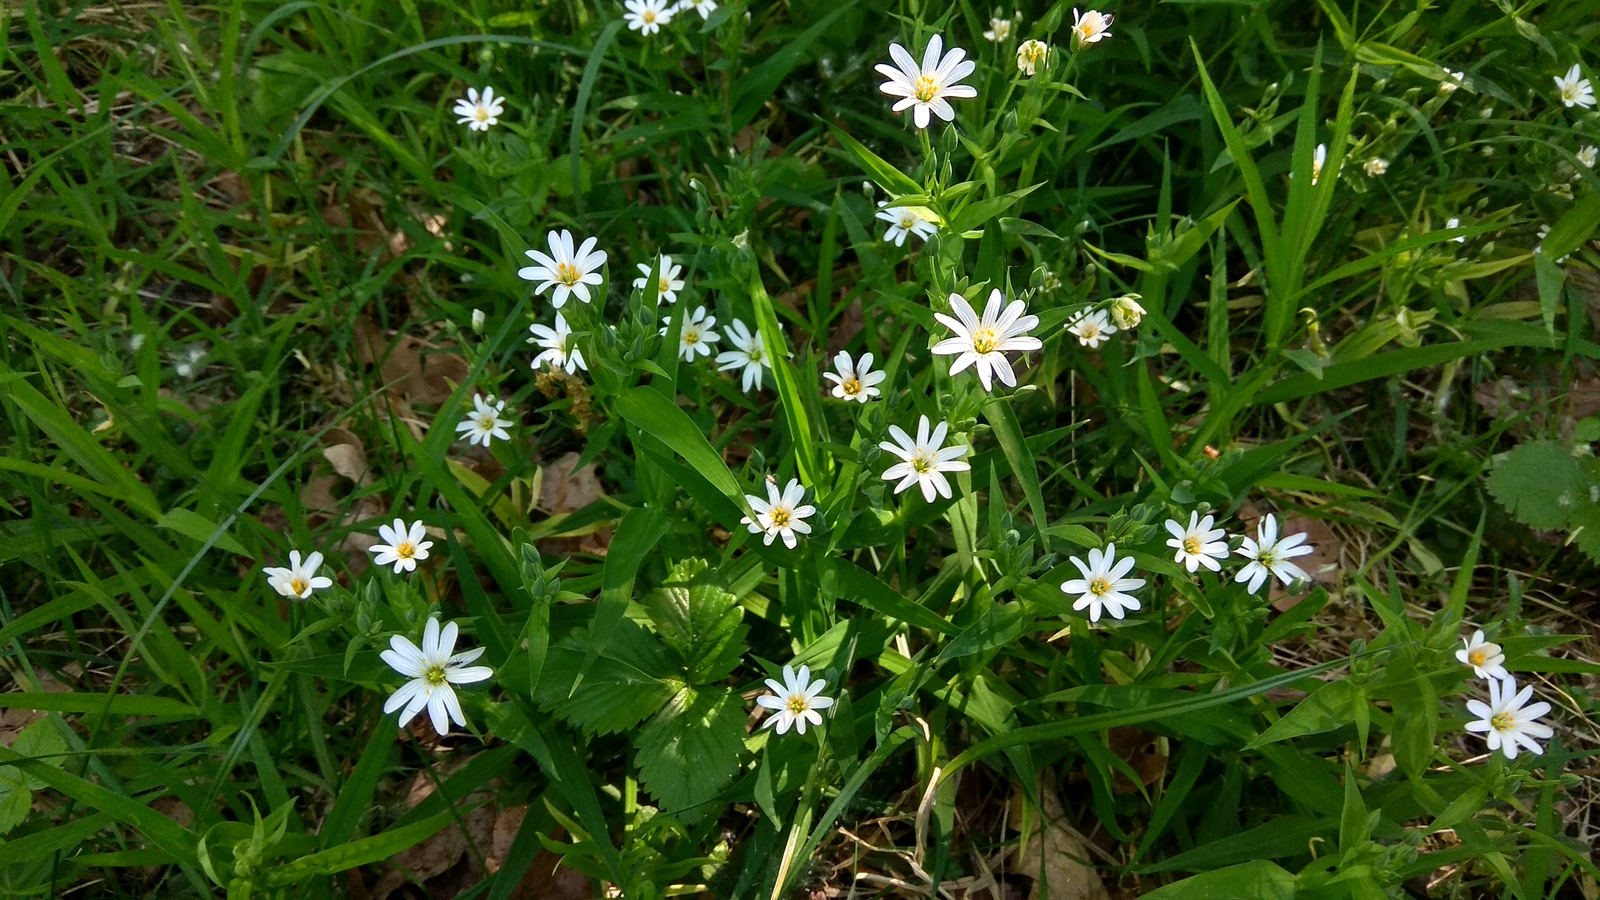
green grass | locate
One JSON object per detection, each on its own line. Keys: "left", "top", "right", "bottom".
{"left": 3, "top": 0, "right": 1600, "bottom": 897}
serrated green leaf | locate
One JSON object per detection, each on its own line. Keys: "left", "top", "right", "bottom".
{"left": 1571, "top": 502, "right": 1600, "bottom": 565}
{"left": 1486, "top": 442, "right": 1588, "bottom": 531}
{"left": 635, "top": 685, "right": 745, "bottom": 815}
{"left": 533, "top": 638, "right": 680, "bottom": 736}
{"left": 647, "top": 558, "right": 747, "bottom": 684}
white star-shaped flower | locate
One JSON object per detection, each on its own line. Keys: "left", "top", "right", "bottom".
{"left": 1061, "top": 544, "right": 1144, "bottom": 623}
{"left": 263, "top": 550, "right": 332, "bottom": 599}
{"left": 983, "top": 16, "right": 1015, "bottom": 42}
{"left": 381, "top": 617, "right": 494, "bottom": 736}
{"left": 624, "top": 0, "right": 675, "bottom": 34}
{"left": 676, "top": 0, "right": 716, "bottom": 18}
{"left": 1456, "top": 630, "right": 1509, "bottom": 680}
{"left": 1164, "top": 512, "right": 1230, "bottom": 574}
{"left": 824, "top": 351, "right": 886, "bottom": 403}
{"left": 879, "top": 414, "right": 970, "bottom": 502}
{"left": 1445, "top": 216, "right": 1466, "bottom": 243}
{"left": 875, "top": 202, "right": 938, "bottom": 246}
{"left": 714, "top": 319, "right": 772, "bottom": 392}
{"left": 1364, "top": 157, "right": 1389, "bottom": 177}
{"left": 1234, "top": 514, "right": 1314, "bottom": 595}
{"left": 1311, "top": 142, "right": 1330, "bottom": 185}
{"left": 1555, "top": 64, "right": 1595, "bottom": 109}
{"left": 756, "top": 664, "right": 835, "bottom": 735}
{"left": 1017, "top": 40, "right": 1049, "bottom": 76}
{"left": 456, "top": 394, "right": 513, "bottom": 447}
{"left": 1465, "top": 675, "right": 1553, "bottom": 760}
{"left": 662, "top": 305, "right": 720, "bottom": 361}
{"left": 1578, "top": 145, "right": 1597, "bottom": 169}
{"left": 1438, "top": 70, "right": 1465, "bottom": 95}
{"left": 529, "top": 312, "right": 587, "bottom": 373}
{"left": 370, "top": 518, "right": 434, "bottom": 575}
{"left": 517, "top": 230, "right": 607, "bottom": 308}
{"left": 875, "top": 35, "right": 978, "bottom": 129}
{"left": 931, "top": 289, "right": 1042, "bottom": 391}
{"left": 740, "top": 478, "right": 815, "bottom": 549}
{"left": 1067, "top": 308, "right": 1117, "bottom": 348}
{"left": 1070, "top": 8, "right": 1112, "bottom": 47}
{"left": 632, "top": 255, "right": 686, "bottom": 304}
{"left": 453, "top": 87, "right": 505, "bottom": 132}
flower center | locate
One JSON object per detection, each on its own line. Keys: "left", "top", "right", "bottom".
{"left": 473, "top": 108, "right": 489, "bottom": 122}
{"left": 911, "top": 452, "right": 933, "bottom": 474}
{"left": 1565, "top": 85, "right": 1580, "bottom": 101}
{"left": 786, "top": 694, "right": 809, "bottom": 714}
{"left": 1089, "top": 577, "right": 1111, "bottom": 596}
{"left": 913, "top": 75, "right": 939, "bottom": 103}
{"left": 642, "top": 9, "right": 656, "bottom": 22}
{"left": 1077, "top": 22, "right": 1094, "bottom": 39}
{"left": 555, "top": 262, "right": 582, "bottom": 286}
{"left": 1080, "top": 323, "right": 1100, "bottom": 339}
{"left": 748, "top": 347, "right": 765, "bottom": 364}
{"left": 899, "top": 212, "right": 919, "bottom": 228}
{"left": 425, "top": 665, "right": 449, "bottom": 687}
{"left": 842, "top": 376, "right": 862, "bottom": 395}
{"left": 683, "top": 329, "right": 700, "bottom": 345}
{"left": 289, "top": 577, "right": 307, "bottom": 595}
{"left": 658, "top": 277, "right": 672, "bottom": 294}
{"left": 475, "top": 413, "right": 495, "bottom": 431}
{"left": 1468, "top": 649, "right": 1487, "bottom": 666}
{"left": 1182, "top": 536, "right": 1202, "bottom": 555}
{"left": 1490, "top": 711, "right": 1514, "bottom": 732}
{"left": 770, "top": 508, "right": 791, "bottom": 528}
{"left": 395, "top": 542, "right": 416, "bottom": 560}
{"left": 1256, "top": 548, "right": 1279, "bottom": 567}
{"left": 971, "top": 327, "right": 999, "bottom": 355}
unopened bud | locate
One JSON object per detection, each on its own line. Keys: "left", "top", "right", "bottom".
{"left": 1110, "top": 294, "right": 1146, "bottom": 330}
{"left": 471, "top": 309, "right": 486, "bottom": 333}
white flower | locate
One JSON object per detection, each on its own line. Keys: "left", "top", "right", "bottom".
{"left": 879, "top": 415, "right": 970, "bottom": 502}
{"left": 452, "top": 86, "right": 505, "bottom": 132}
{"left": 1551, "top": 181, "right": 1575, "bottom": 201}
{"left": 632, "top": 255, "right": 686, "bottom": 304}
{"left": 1233, "top": 514, "right": 1314, "bottom": 595}
{"left": 456, "top": 394, "right": 513, "bottom": 447}
{"left": 740, "top": 478, "right": 815, "bottom": 549}
{"left": 931, "top": 289, "right": 1042, "bottom": 391}
{"left": 1060, "top": 544, "right": 1145, "bottom": 623}
{"left": 677, "top": 0, "right": 716, "bottom": 18}
{"left": 756, "top": 664, "right": 834, "bottom": 735}
{"left": 129, "top": 333, "right": 146, "bottom": 352}
{"left": 1445, "top": 216, "right": 1466, "bottom": 243}
{"left": 263, "top": 550, "right": 332, "bottom": 599}
{"left": 1067, "top": 308, "right": 1117, "bottom": 348}
{"left": 528, "top": 312, "right": 588, "bottom": 373}
{"left": 369, "top": 518, "right": 434, "bottom": 575}
{"left": 1578, "top": 145, "right": 1597, "bottom": 169}
{"left": 1465, "top": 675, "right": 1553, "bottom": 760}
{"left": 1164, "top": 512, "right": 1230, "bottom": 574}
{"left": 983, "top": 16, "right": 1014, "bottom": 42}
{"left": 1554, "top": 64, "right": 1595, "bottom": 109}
{"left": 663, "top": 305, "right": 720, "bottom": 361}
{"left": 1070, "top": 8, "right": 1112, "bottom": 47}
{"left": 824, "top": 351, "right": 887, "bottom": 402}
{"left": 1456, "top": 630, "right": 1509, "bottom": 680}
{"left": 517, "top": 229, "right": 607, "bottom": 308}
{"left": 1438, "top": 70, "right": 1464, "bottom": 95}
{"left": 470, "top": 308, "right": 486, "bottom": 333}
{"left": 876, "top": 202, "right": 938, "bottom": 246}
{"left": 714, "top": 319, "right": 772, "bottom": 392}
{"left": 731, "top": 229, "right": 750, "bottom": 251}
{"left": 875, "top": 35, "right": 978, "bottom": 130}
{"left": 1364, "top": 157, "right": 1389, "bottom": 177}
{"left": 1311, "top": 143, "right": 1329, "bottom": 185}
{"left": 1017, "top": 40, "right": 1049, "bottom": 76}
{"left": 381, "top": 617, "right": 494, "bottom": 736}
{"left": 624, "top": 0, "right": 675, "bottom": 34}
{"left": 1109, "top": 294, "right": 1146, "bottom": 330}
{"left": 173, "top": 343, "right": 206, "bottom": 379}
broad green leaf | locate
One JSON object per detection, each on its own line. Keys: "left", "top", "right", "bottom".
{"left": 635, "top": 685, "right": 746, "bottom": 814}
{"left": 1486, "top": 442, "right": 1589, "bottom": 531}
{"left": 1539, "top": 191, "right": 1600, "bottom": 262}
{"left": 827, "top": 124, "right": 923, "bottom": 197}
{"left": 1247, "top": 680, "right": 1358, "bottom": 748}
{"left": 576, "top": 507, "right": 669, "bottom": 695}
{"left": 615, "top": 387, "right": 743, "bottom": 505}
{"left": 531, "top": 625, "right": 679, "bottom": 735}
{"left": 982, "top": 397, "right": 1048, "bottom": 527}
{"left": 1141, "top": 860, "right": 1298, "bottom": 898}
{"left": 647, "top": 558, "right": 747, "bottom": 684}
{"left": 264, "top": 810, "right": 459, "bottom": 886}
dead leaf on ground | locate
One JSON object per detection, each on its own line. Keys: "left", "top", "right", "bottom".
{"left": 352, "top": 316, "right": 470, "bottom": 408}
{"left": 1010, "top": 775, "right": 1109, "bottom": 900}
{"left": 536, "top": 452, "right": 614, "bottom": 556}
{"left": 1106, "top": 728, "right": 1167, "bottom": 794}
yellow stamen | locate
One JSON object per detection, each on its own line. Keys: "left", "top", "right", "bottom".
{"left": 1490, "top": 711, "right": 1514, "bottom": 732}
{"left": 683, "top": 329, "right": 700, "bottom": 345}
{"left": 770, "top": 508, "right": 790, "bottom": 528}
{"left": 659, "top": 277, "right": 672, "bottom": 294}
{"left": 786, "top": 695, "right": 809, "bottom": 713}
{"left": 474, "top": 108, "right": 489, "bottom": 122}
{"left": 425, "top": 665, "right": 449, "bottom": 686}
{"left": 842, "top": 376, "right": 862, "bottom": 396}
{"left": 396, "top": 543, "right": 416, "bottom": 560}
{"left": 913, "top": 75, "right": 939, "bottom": 102}
{"left": 1182, "top": 536, "right": 1202, "bottom": 555}
{"left": 555, "top": 262, "right": 582, "bottom": 286}
{"left": 1089, "top": 577, "right": 1111, "bottom": 596}
{"left": 1469, "top": 650, "right": 1487, "bottom": 667}
{"left": 911, "top": 453, "right": 933, "bottom": 474}
{"left": 642, "top": 9, "right": 656, "bottom": 22}
{"left": 971, "top": 327, "right": 999, "bottom": 355}
{"left": 289, "top": 577, "right": 307, "bottom": 595}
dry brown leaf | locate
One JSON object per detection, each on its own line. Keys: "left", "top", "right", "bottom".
{"left": 536, "top": 452, "right": 613, "bottom": 556}
{"left": 1011, "top": 776, "right": 1109, "bottom": 900}
{"left": 1106, "top": 728, "right": 1168, "bottom": 794}
{"left": 323, "top": 443, "right": 371, "bottom": 486}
